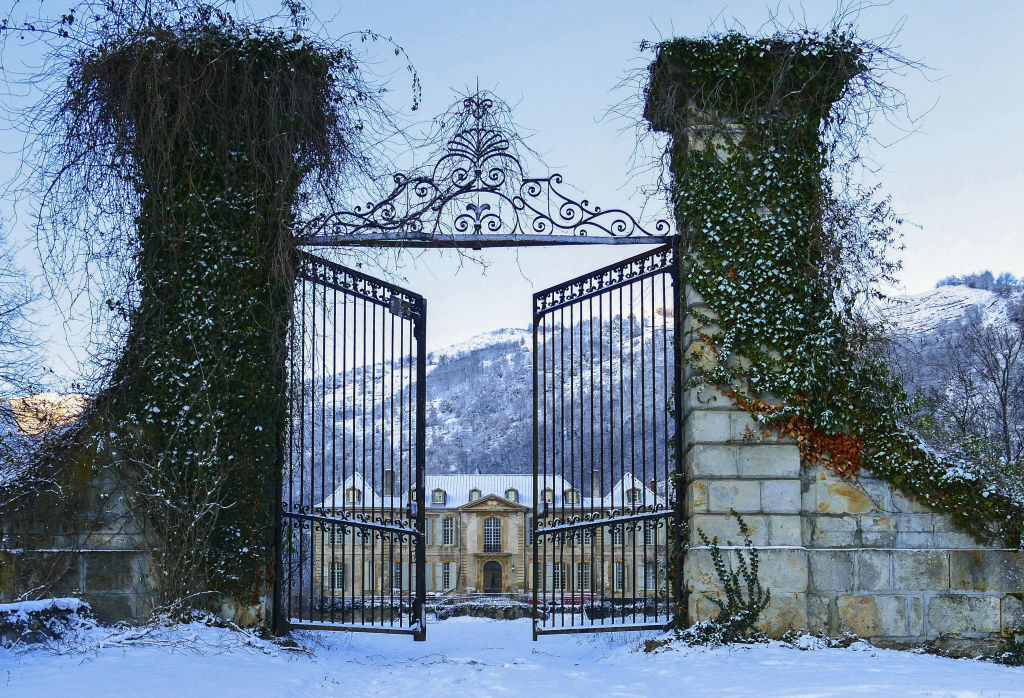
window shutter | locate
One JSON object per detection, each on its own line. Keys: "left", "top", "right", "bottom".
{"left": 363, "top": 561, "right": 374, "bottom": 590}
{"left": 425, "top": 519, "right": 433, "bottom": 546}
{"left": 425, "top": 562, "right": 433, "bottom": 591}
{"left": 403, "top": 562, "right": 411, "bottom": 591}
{"left": 436, "top": 518, "right": 443, "bottom": 545}
{"left": 453, "top": 517, "right": 459, "bottom": 542}
{"left": 544, "top": 562, "right": 554, "bottom": 590}
{"left": 448, "top": 563, "right": 458, "bottom": 591}
{"left": 658, "top": 524, "right": 667, "bottom": 545}
{"left": 435, "top": 562, "right": 443, "bottom": 591}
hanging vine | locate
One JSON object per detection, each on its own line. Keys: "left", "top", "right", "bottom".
{"left": 4, "top": 1, "right": 413, "bottom": 614}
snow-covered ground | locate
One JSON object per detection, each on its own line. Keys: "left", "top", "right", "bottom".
{"left": 3, "top": 616, "right": 1024, "bottom": 697}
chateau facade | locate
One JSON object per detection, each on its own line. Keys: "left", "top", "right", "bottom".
{"left": 312, "top": 473, "right": 668, "bottom": 598}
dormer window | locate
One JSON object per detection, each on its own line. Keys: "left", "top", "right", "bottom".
{"left": 505, "top": 488, "right": 519, "bottom": 503}
{"left": 541, "top": 489, "right": 554, "bottom": 505}
{"left": 346, "top": 487, "right": 361, "bottom": 505}
{"left": 626, "top": 488, "right": 642, "bottom": 505}
{"left": 563, "top": 489, "right": 580, "bottom": 505}
{"left": 469, "top": 488, "right": 481, "bottom": 502}
{"left": 432, "top": 488, "right": 447, "bottom": 505}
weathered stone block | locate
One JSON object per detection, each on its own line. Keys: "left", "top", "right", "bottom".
{"left": 890, "top": 491, "right": 934, "bottom": 514}
{"left": 689, "top": 410, "right": 733, "bottom": 444}
{"left": 729, "top": 412, "right": 760, "bottom": 441}
{"left": 768, "top": 515, "right": 802, "bottom": 546}
{"left": 735, "top": 445, "right": 800, "bottom": 478}
{"left": 755, "top": 548, "right": 808, "bottom": 593}
{"left": 805, "top": 593, "right": 834, "bottom": 634}
{"left": 683, "top": 385, "right": 733, "bottom": 411}
{"left": 1001, "top": 595, "right": 1024, "bottom": 636}
{"left": 892, "top": 551, "right": 949, "bottom": 592}
{"left": 808, "top": 516, "right": 860, "bottom": 548}
{"left": 855, "top": 550, "right": 891, "bottom": 593}
{"left": 688, "top": 592, "right": 720, "bottom": 624}
{"left": 16, "top": 552, "right": 82, "bottom": 596}
{"left": 856, "top": 476, "right": 895, "bottom": 513}
{"left": 707, "top": 479, "right": 760, "bottom": 513}
{"left": 761, "top": 480, "right": 801, "bottom": 514}
{"left": 86, "top": 593, "right": 136, "bottom": 624}
{"left": 690, "top": 514, "right": 769, "bottom": 547}
{"left": 685, "top": 481, "right": 708, "bottom": 514}
{"left": 813, "top": 479, "right": 880, "bottom": 515}
{"left": 927, "top": 595, "right": 1000, "bottom": 635}
{"left": 0, "top": 551, "right": 17, "bottom": 595}
{"left": 893, "top": 514, "right": 935, "bottom": 548}
{"left": 837, "top": 594, "right": 907, "bottom": 638}
{"left": 84, "top": 552, "right": 139, "bottom": 592}
{"left": 908, "top": 596, "right": 925, "bottom": 636}
{"left": 860, "top": 516, "right": 897, "bottom": 547}
{"left": 688, "top": 444, "right": 738, "bottom": 479}
{"left": 950, "top": 551, "right": 1024, "bottom": 593}
{"left": 809, "top": 550, "right": 855, "bottom": 592}
{"left": 762, "top": 591, "right": 808, "bottom": 635}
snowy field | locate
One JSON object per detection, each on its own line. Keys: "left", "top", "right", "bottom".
{"left": 3, "top": 616, "right": 1024, "bottom": 697}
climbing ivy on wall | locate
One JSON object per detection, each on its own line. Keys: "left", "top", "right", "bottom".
{"left": 51, "top": 14, "right": 381, "bottom": 611}
{"left": 645, "top": 31, "right": 1024, "bottom": 545}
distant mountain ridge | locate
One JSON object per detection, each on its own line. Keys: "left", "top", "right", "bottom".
{"left": 305, "top": 283, "right": 1021, "bottom": 486}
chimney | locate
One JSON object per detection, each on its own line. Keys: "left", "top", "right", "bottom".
{"left": 383, "top": 468, "right": 394, "bottom": 494}
{"left": 591, "top": 469, "right": 601, "bottom": 498}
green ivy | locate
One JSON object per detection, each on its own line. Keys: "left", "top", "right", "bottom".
{"left": 646, "top": 32, "right": 1023, "bottom": 546}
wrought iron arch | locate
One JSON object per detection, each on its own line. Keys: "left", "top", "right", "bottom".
{"left": 302, "top": 92, "right": 673, "bottom": 248}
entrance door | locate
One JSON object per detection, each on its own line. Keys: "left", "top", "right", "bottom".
{"left": 277, "top": 252, "right": 427, "bottom": 640}
{"left": 483, "top": 561, "right": 503, "bottom": 594}
{"left": 531, "top": 245, "right": 683, "bottom": 637}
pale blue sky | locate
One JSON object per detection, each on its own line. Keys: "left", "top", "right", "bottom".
{"left": 5, "top": 1, "right": 1024, "bottom": 375}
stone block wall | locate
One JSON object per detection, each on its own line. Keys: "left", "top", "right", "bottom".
{"left": 0, "top": 475, "right": 153, "bottom": 623}
{"left": 682, "top": 398, "right": 1024, "bottom": 652}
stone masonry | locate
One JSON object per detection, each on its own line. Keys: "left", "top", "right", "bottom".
{"left": 681, "top": 342, "right": 1024, "bottom": 651}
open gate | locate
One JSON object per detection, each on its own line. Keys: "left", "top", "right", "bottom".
{"left": 532, "top": 245, "right": 683, "bottom": 637}
{"left": 277, "top": 252, "right": 427, "bottom": 639}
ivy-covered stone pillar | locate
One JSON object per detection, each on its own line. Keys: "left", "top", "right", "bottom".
{"left": 645, "top": 33, "right": 862, "bottom": 635}
{"left": 75, "top": 24, "right": 345, "bottom": 625}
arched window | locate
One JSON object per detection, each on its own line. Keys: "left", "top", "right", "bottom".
{"left": 469, "top": 488, "right": 481, "bottom": 502}
{"left": 484, "top": 517, "right": 501, "bottom": 552}
{"left": 505, "top": 488, "right": 518, "bottom": 503}
{"left": 346, "top": 487, "right": 361, "bottom": 505}
{"left": 432, "top": 488, "right": 447, "bottom": 505}
{"left": 626, "top": 488, "right": 642, "bottom": 505}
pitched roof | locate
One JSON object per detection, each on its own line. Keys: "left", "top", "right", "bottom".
{"left": 315, "top": 472, "right": 663, "bottom": 511}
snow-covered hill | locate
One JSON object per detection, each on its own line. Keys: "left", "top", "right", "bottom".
{"left": 296, "top": 284, "right": 1020, "bottom": 490}
{"left": 881, "top": 284, "right": 1014, "bottom": 335}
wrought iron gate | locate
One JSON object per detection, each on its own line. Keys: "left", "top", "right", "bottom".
{"left": 277, "top": 252, "right": 426, "bottom": 639}
{"left": 532, "top": 244, "right": 683, "bottom": 637}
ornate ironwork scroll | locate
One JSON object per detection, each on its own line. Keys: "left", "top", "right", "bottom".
{"left": 303, "top": 93, "right": 673, "bottom": 247}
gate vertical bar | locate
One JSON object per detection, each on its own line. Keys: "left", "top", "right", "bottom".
{"left": 414, "top": 296, "right": 427, "bottom": 641}
{"left": 536, "top": 300, "right": 544, "bottom": 638}
{"left": 671, "top": 241, "right": 686, "bottom": 628}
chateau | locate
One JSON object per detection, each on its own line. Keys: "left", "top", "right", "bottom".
{"left": 312, "top": 473, "right": 668, "bottom": 598}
